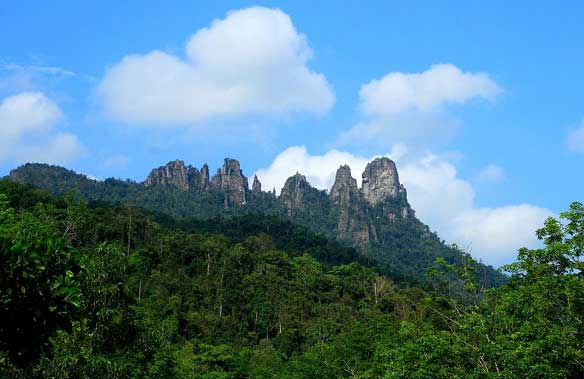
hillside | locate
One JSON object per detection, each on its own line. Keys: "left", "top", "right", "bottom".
{"left": 8, "top": 158, "right": 504, "bottom": 285}
{"left": 1, "top": 173, "right": 582, "bottom": 378}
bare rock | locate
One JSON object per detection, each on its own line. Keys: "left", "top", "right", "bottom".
{"left": 280, "top": 173, "right": 310, "bottom": 217}
{"left": 144, "top": 160, "right": 199, "bottom": 191}
{"left": 252, "top": 175, "right": 262, "bottom": 194}
{"left": 361, "top": 157, "right": 403, "bottom": 205}
{"left": 210, "top": 158, "right": 248, "bottom": 206}
{"left": 330, "top": 165, "right": 372, "bottom": 244}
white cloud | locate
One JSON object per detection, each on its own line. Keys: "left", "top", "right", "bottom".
{"left": 567, "top": 120, "right": 584, "bottom": 152}
{"left": 254, "top": 145, "right": 408, "bottom": 194}
{"left": 0, "top": 63, "right": 76, "bottom": 77}
{"left": 255, "top": 146, "right": 551, "bottom": 266}
{"left": 360, "top": 64, "right": 501, "bottom": 116}
{"left": 98, "top": 6, "right": 334, "bottom": 125}
{"left": 450, "top": 205, "right": 552, "bottom": 264}
{"left": 477, "top": 164, "right": 504, "bottom": 182}
{"left": 339, "top": 64, "right": 501, "bottom": 146}
{"left": 18, "top": 133, "right": 86, "bottom": 165}
{"left": 0, "top": 92, "right": 86, "bottom": 165}
{"left": 255, "top": 146, "right": 370, "bottom": 193}
{"left": 0, "top": 91, "right": 61, "bottom": 137}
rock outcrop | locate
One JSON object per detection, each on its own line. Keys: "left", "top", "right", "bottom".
{"left": 330, "top": 165, "right": 372, "bottom": 244}
{"left": 361, "top": 157, "right": 403, "bottom": 205}
{"left": 252, "top": 175, "right": 262, "bottom": 194}
{"left": 200, "top": 164, "right": 210, "bottom": 191}
{"left": 145, "top": 160, "right": 200, "bottom": 190}
{"left": 279, "top": 173, "right": 310, "bottom": 217}
{"left": 330, "top": 165, "right": 359, "bottom": 207}
{"left": 210, "top": 158, "right": 248, "bottom": 206}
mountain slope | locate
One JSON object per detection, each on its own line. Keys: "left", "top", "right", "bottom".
{"left": 7, "top": 158, "right": 505, "bottom": 286}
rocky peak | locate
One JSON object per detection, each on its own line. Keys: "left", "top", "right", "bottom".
{"left": 144, "top": 160, "right": 199, "bottom": 190}
{"left": 210, "top": 158, "right": 248, "bottom": 206}
{"left": 330, "top": 165, "right": 359, "bottom": 207}
{"left": 281, "top": 172, "right": 308, "bottom": 194}
{"left": 361, "top": 157, "right": 402, "bottom": 205}
{"left": 252, "top": 175, "right": 262, "bottom": 193}
{"left": 200, "top": 164, "right": 210, "bottom": 190}
{"left": 280, "top": 173, "right": 310, "bottom": 217}
{"left": 329, "top": 165, "right": 372, "bottom": 245}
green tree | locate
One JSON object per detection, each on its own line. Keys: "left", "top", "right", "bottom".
{"left": 0, "top": 194, "right": 83, "bottom": 367}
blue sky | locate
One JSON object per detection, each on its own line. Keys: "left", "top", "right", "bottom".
{"left": 1, "top": 1, "right": 583, "bottom": 265}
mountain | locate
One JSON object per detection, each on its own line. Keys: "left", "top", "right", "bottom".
{"left": 7, "top": 157, "right": 504, "bottom": 285}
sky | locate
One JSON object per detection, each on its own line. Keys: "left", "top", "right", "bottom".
{"left": 1, "top": 1, "right": 583, "bottom": 266}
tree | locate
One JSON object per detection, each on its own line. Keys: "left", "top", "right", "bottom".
{"left": 0, "top": 194, "right": 83, "bottom": 367}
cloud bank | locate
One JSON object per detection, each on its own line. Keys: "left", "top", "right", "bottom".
{"left": 0, "top": 92, "right": 85, "bottom": 165}
{"left": 98, "top": 7, "right": 334, "bottom": 125}
{"left": 254, "top": 146, "right": 551, "bottom": 266}
{"left": 340, "top": 64, "right": 501, "bottom": 146}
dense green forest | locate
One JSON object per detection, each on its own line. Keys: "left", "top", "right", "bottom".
{"left": 0, "top": 179, "right": 582, "bottom": 378}
{"left": 8, "top": 163, "right": 505, "bottom": 286}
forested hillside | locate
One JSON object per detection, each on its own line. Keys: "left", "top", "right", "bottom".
{"left": 0, "top": 179, "right": 582, "bottom": 378}
{"left": 7, "top": 159, "right": 505, "bottom": 286}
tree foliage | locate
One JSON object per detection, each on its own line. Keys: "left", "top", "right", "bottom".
{"left": 0, "top": 181, "right": 581, "bottom": 378}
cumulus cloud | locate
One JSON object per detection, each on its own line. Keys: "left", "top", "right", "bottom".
{"left": 339, "top": 64, "right": 501, "bottom": 146}
{"left": 567, "top": 120, "right": 584, "bottom": 152}
{"left": 477, "top": 164, "right": 505, "bottom": 182}
{"left": 97, "top": 7, "right": 334, "bottom": 125}
{"left": 450, "top": 205, "right": 553, "bottom": 263}
{"left": 254, "top": 145, "right": 409, "bottom": 194}
{"left": 0, "top": 92, "right": 86, "bottom": 165}
{"left": 255, "top": 146, "right": 551, "bottom": 266}
{"left": 256, "top": 146, "right": 371, "bottom": 193}
{"left": 360, "top": 64, "right": 501, "bottom": 116}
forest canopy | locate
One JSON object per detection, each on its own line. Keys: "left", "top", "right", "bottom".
{"left": 0, "top": 180, "right": 582, "bottom": 378}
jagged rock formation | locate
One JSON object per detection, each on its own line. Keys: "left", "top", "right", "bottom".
{"left": 145, "top": 158, "right": 248, "bottom": 207}
{"left": 361, "top": 157, "right": 404, "bottom": 205}
{"left": 330, "top": 165, "right": 372, "bottom": 244}
{"left": 279, "top": 173, "right": 309, "bottom": 217}
{"left": 252, "top": 175, "right": 262, "bottom": 194}
{"left": 7, "top": 158, "right": 427, "bottom": 264}
{"left": 210, "top": 158, "right": 249, "bottom": 206}
{"left": 200, "top": 164, "right": 210, "bottom": 191}
{"left": 145, "top": 160, "right": 200, "bottom": 190}
{"left": 330, "top": 165, "right": 358, "bottom": 206}
{"left": 7, "top": 157, "right": 505, "bottom": 284}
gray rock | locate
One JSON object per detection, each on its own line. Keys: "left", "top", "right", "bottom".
{"left": 210, "top": 158, "right": 249, "bottom": 206}
{"left": 361, "top": 157, "right": 402, "bottom": 205}
{"left": 200, "top": 164, "right": 210, "bottom": 191}
{"left": 330, "top": 165, "right": 359, "bottom": 207}
{"left": 252, "top": 175, "right": 262, "bottom": 194}
{"left": 144, "top": 160, "right": 199, "bottom": 191}
{"left": 330, "top": 165, "right": 372, "bottom": 245}
{"left": 280, "top": 173, "right": 309, "bottom": 217}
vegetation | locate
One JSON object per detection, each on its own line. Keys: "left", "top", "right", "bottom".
{"left": 6, "top": 163, "right": 504, "bottom": 286}
{"left": 0, "top": 179, "right": 581, "bottom": 378}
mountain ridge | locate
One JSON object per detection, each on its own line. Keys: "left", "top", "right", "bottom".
{"left": 7, "top": 157, "right": 505, "bottom": 285}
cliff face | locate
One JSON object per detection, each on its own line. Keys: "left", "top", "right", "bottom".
{"left": 144, "top": 156, "right": 412, "bottom": 242}
{"left": 361, "top": 157, "right": 404, "bottom": 205}
{"left": 144, "top": 160, "right": 200, "bottom": 191}
{"left": 252, "top": 175, "right": 262, "bottom": 194}
{"left": 7, "top": 157, "right": 505, "bottom": 284}
{"left": 279, "top": 173, "right": 310, "bottom": 217}
{"left": 329, "top": 165, "right": 372, "bottom": 244}
{"left": 145, "top": 158, "right": 248, "bottom": 207}
{"left": 210, "top": 158, "right": 249, "bottom": 206}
